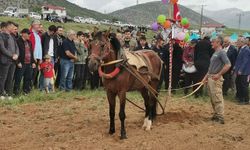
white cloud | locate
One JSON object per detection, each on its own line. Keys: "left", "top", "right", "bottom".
{"left": 68, "top": 0, "right": 250, "bottom": 12}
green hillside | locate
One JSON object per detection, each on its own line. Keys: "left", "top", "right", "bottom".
{"left": 0, "top": 0, "right": 115, "bottom": 20}
{"left": 110, "top": 1, "right": 219, "bottom": 26}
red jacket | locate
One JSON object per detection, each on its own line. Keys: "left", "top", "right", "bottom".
{"left": 29, "top": 27, "right": 42, "bottom": 52}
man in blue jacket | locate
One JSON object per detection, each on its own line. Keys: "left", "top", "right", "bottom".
{"left": 235, "top": 37, "right": 250, "bottom": 105}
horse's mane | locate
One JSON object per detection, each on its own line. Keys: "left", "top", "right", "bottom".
{"left": 109, "top": 33, "right": 121, "bottom": 54}
{"left": 93, "top": 31, "right": 121, "bottom": 56}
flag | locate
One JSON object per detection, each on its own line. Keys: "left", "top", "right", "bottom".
{"left": 173, "top": 3, "right": 181, "bottom": 21}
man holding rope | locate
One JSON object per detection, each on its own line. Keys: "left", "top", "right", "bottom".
{"left": 204, "top": 36, "right": 231, "bottom": 124}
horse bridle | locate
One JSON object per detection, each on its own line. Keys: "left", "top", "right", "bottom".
{"left": 89, "top": 39, "right": 112, "bottom": 62}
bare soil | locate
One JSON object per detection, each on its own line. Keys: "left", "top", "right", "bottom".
{"left": 1, "top": 97, "right": 250, "bottom": 150}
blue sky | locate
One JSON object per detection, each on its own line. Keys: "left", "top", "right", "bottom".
{"left": 68, "top": 0, "right": 250, "bottom": 13}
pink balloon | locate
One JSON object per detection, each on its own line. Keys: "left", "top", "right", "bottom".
{"left": 151, "top": 22, "right": 159, "bottom": 31}
{"left": 162, "top": 0, "right": 168, "bottom": 4}
{"left": 176, "top": 32, "right": 186, "bottom": 41}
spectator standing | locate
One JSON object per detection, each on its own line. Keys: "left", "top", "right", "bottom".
{"left": 54, "top": 26, "right": 66, "bottom": 88}
{"left": 121, "top": 29, "right": 137, "bottom": 51}
{"left": 205, "top": 36, "right": 231, "bottom": 124}
{"left": 152, "top": 34, "right": 168, "bottom": 90}
{"left": 134, "top": 36, "right": 150, "bottom": 51}
{"left": 234, "top": 37, "right": 250, "bottom": 105}
{"left": 182, "top": 39, "right": 198, "bottom": 95}
{"left": 59, "top": 30, "right": 77, "bottom": 91}
{"left": 0, "top": 21, "right": 19, "bottom": 100}
{"left": 30, "top": 20, "right": 42, "bottom": 88}
{"left": 40, "top": 55, "right": 55, "bottom": 93}
{"left": 222, "top": 36, "right": 238, "bottom": 95}
{"left": 193, "top": 36, "right": 213, "bottom": 97}
{"left": 73, "top": 31, "right": 88, "bottom": 90}
{"left": 14, "top": 29, "right": 36, "bottom": 95}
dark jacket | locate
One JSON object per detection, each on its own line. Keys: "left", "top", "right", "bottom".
{"left": 234, "top": 46, "right": 250, "bottom": 75}
{"left": 0, "top": 32, "right": 19, "bottom": 64}
{"left": 194, "top": 39, "right": 213, "bottom": 73}
{"left": 41, "top": 32, "right": 58, "bottom": 58}
{"left": 153, "top": 45, "right": 168, "bottom": 64}
{"left": 134, "top": 43, "right": 150, "bottom": 51}
{"left": 54, "top": 34, "right": 66, "bottom": 58}
{"left": 16, "top": 37, "right": 35, "bottom": 64}
{"left": 172, "top": 43, "right": 183, "bottom": 70}
{"left": 226, "top": 45, "right": 238, "bottom": 71}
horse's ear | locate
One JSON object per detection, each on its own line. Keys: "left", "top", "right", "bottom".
{"left": 93, "top": 26, "right": 99, "bottom": 37}
{"left": 105, "top": 26, "right": 112, "bottom": 39}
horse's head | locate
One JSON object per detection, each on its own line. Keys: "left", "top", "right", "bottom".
{"left": 88, "top": 30, "right": 121, "bottom": 73}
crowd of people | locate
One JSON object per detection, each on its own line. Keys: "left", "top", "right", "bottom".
{"left": 0, "top": 20, "right": 101, "bottom": 101}
{"left": 0, "top": 20, "right": 249, "bottom": 118}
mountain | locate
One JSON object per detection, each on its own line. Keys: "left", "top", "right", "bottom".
{"left": 187, "top": 6, "right": 250, "bottom": 30}
{"left": 204, "top": 8, "right": 250, "bottom": 30}
{"left": 109, "top": 1, "right": 219, "bottom": 26}
{"left": 0, "top": 0, "right": 114, "bottom": 20}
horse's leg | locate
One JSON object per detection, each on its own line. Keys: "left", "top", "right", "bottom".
{"left": 145, "top": 81, "right": 158, "bottom": 131}
{"left": 118, "top": 91, "right": 127, "bottom": 139}
{"left": 107, "top": 91, "right": 116, "bottom": 135}
{"left": 140, "top": 88, "right": 150, "bottom": 129}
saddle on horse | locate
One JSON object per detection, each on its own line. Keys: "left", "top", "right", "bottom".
{"left": 122, "top": 50, "right": 162, "bottom": 81}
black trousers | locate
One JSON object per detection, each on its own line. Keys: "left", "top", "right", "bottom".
{"left": 55, "top": 60, "right": 61, "bottom": 88}
{"left": 158, "top": 64, "right": 168, "bottom": 90}
{"left": 236, "top": 75, "right": 249, "bottom": 103}
{"left": 184, "top": 72, "right": 196, "bottom": 95}
{"left": 32, "top": 60, "right": 40, "bottom": 88}
{"left": 222, "top": 72, "right": 232, "bottom": 95}
{"left": 73, "top": 64, "right": 87, "bottom": 90}
{"left": 0, "top": 62, "right": 16, "bottom": 95}
{"left": 13, "top": 64, "right": 33, "bottom": 94}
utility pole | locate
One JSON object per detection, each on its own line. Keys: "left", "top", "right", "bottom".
{"left": 136, "top": 0, "right": 139, "bottom": 5}
{"left": 200, "top": 4, "right": 207, "bottom": 33}
{"left": 236, "top": 13, "right": 244, "bottom": 32}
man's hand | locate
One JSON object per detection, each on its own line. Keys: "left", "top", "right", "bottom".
{"left": 12, "top": 54, "right": 18, "bottom": 60}
{"left": 32, "top": 63, "right": 36, "bottom": 68}
{"left": 17, "top": 63, "right": 22, "bottom": 68}
{"left": 202, "top": 75, "right": 208, "bottom": 83}
{"left": 212, "top": 74, "right": 221, "bottom": 81}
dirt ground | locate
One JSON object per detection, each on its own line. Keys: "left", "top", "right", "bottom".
{"left": 1, "top": 96, "right": 250, "bottom": 150}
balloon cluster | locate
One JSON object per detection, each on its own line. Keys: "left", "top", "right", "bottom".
{"left": 151, "top": 14, "right": 191, "bottom": 42}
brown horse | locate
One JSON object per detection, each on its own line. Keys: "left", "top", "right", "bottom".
{"left": 88, "top": 31, "right": 162, "bottom": 139}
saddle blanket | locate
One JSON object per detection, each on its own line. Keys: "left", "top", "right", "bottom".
{"left": 123, "top": 50, "right": 151, "bottom": 71}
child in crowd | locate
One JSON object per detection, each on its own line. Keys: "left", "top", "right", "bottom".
{"left": 40, "top": 55, "right": 55, "bottom": 93}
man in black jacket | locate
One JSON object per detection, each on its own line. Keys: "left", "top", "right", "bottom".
{"left": 0, "top": 21, "right": 19, "bottom": 100}
{"left": 193, "top": 36, "right": 213, "bottom": 98}
{"left": 152, "top": 34, "right": 168, "bottom": 90}
{"left": 134, "top": 36, "right": 150, "bottom": 51}
{"left": 41, "top": 25, "right": 57, "bottom": 63}
{"left": 54, "top": 26, "right": 66, "bottom": 88}
{"left": 222, "top": 36, "right": 238, "bottom": 95}
{"left": 14, "top": 29, "right": 36, "bottom": 95}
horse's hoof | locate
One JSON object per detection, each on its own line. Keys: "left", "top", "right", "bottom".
{"left": 145, "top": 127, "right": 151, "bottom": 131}
{"left": 120, "top": 135, "right": 128, "bottom": 140}
{"left": 109, "top": 130, "right": 115, "bottom": 135}
{"left": 142, "top": 118, "right": 148, "bottom": 129}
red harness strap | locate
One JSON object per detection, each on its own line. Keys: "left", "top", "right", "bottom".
{"left": 98, "top": 66, "right": 121, "bottom": 79}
